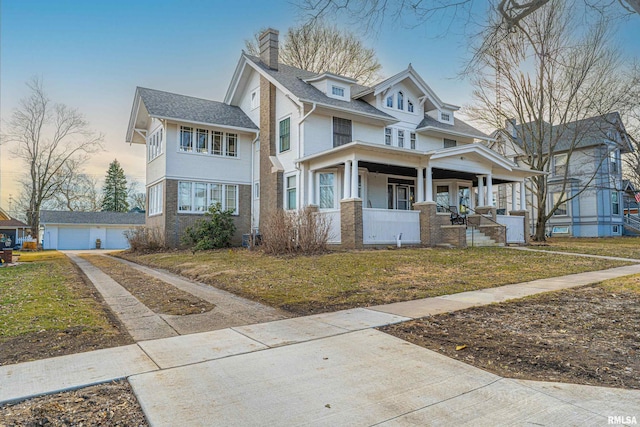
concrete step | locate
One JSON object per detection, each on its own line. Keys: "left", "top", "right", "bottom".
{"left": 466, "top": 229, "right": 499, "bottom": 247}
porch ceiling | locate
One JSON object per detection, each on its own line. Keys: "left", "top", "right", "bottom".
{"left": 357, "top": 163, "right": 511, "bottom": 185}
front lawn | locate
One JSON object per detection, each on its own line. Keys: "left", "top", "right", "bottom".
{"left": 0, "top": 251, "right": 132, "bottom": 364}
{"left": 118, "top": 247, "right": 630, "bottom": 315}
{"left": 533, "top": 236, "right": 640, "bottom": 259}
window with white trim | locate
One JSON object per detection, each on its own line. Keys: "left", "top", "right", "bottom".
{"left": 410, "top": 132, "right": 416, "bottom": 149}
{"left": 178, "top": 181, "right": 239, "bottom": 214}
{"left": 552, "top": 192, "right": 567, "bottom": 216}
{"left": 333, "top": 117, "right": 352, "bottom": 147}
{"left": 318, "top": 172, "right": 335, "bottom": 209}
{"left": 196, "top": 129, "right": 208, "bottom": 153}
{"left": 285, "top": 175, "right": 297, "bottom": 210}
{"left": 331, "top": 86, "right": 345, "bottom": 97}
{"left": 226, "top": 133, "right": 238, "bottom": 157}
{"left": 212, "top": 131, "right": 223, "bottom": 155}
{"left": 440, "top": 112, "right": 450, "bottom": 121}
{"left": 279, "top": 117, "right": 290, "bottom": 152}
{"left": 612, "top": 191, "right": 620, "bottom": 215}
{"left": 554, "top": 153, "right": 567, "bottom": 176}
{"left": 148, "top": 182, "right": 163, "bottom": 216}
{"left": 147, "top": 128, "right": 163, "bottom": 162}
{"left": 398, "top": 130, "right": 405, "bottom": 148}
{"left": 250, "top": 88, "right": 260, "bottom": 109}
{"left": 397, "top": 92, "right": 404, "bottom": 110}
{"left": 386, "top": 95, "right": 393, "bottom": 108}
{"left": 385, "top": 128, "right": 392, "bottom": 145}
{"left": 444, "top": 138, "right": 456, "bottom": 148}
{"left": 407, "top": 100, "right": 414, "bottom": 113}
{"left": 610, "top": 149, "right": 619, "bottom": 174}
{"left": 180, "top": 126, "right": 193, "bottom": 152}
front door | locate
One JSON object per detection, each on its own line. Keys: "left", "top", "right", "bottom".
{"left": 387, "top": 183, "right": 415, "bottom": 210}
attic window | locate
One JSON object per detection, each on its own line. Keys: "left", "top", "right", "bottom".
{"left": 386, "top": 95, "right": 393, "bottom": 108}
{"left": 441, "top": 113, "right": 450, "bottom": 121}
{"left": 250, "top": 88, "right": 260, "bottom": 109}
{"left": 397, "top": 92, "right": 404, "bottom": 110}
{"left": 332, "top": 86, "right": 345, "bottom": 97}
{"left": 407, "top": 100, "right": 414, "bottom": 113}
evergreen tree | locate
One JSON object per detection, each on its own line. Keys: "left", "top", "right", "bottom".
{"left": 101, "top": 159, "right": 130, "bottom": 212}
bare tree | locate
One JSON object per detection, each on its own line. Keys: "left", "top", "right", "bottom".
{"left": 1, "top": 78, "right": 103, "bottom": 236}
{"left": 299, "top": 0, "right": 637, "bottom": 34}
{"left": 246, "top": 22, "right": 382, "bottom": 85}
{"left": 43, "top": 162, "right": 102, "bottom": 211}
{"left": 467, "top": 0, "right": 638, "bottom": 240}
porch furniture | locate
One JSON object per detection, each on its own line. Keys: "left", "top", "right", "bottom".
{"left": 449, "top": 205, "right": 467, "bottom": 226}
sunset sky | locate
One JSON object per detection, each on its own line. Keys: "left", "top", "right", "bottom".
{"left": 1, "top": 0, "right": 638, "bottom": 215}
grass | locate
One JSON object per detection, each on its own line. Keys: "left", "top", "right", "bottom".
{"left": 118, "top": 247, "right": 631, "bottom": 315}
{"left": 533, "top": 237, "right": 640, "bottom": 259}
{"left": 0, "top": 251, "right": 117, "bottom": 340}
{"left": 599, "top": 273, "right": 640, "bottom": 295}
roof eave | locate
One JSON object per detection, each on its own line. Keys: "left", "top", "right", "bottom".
{"left": 125, "top": 88, "right": 142, "bottom": 143}
{"left": 224, "top": 52, "right": 249, "bottom": 105}
{"left": 416, "top": 125, "right": 493, "bottom": 142}
{"left": 299, "top": 99, "right": 397, "bottom": 124}
{"left": 151, "top": 114, "right": 258, "bottom": 134}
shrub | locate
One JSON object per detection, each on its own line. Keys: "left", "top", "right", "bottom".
{"left": 182, "top": 203, "right": 236, "bottom": 251}
{"left": 125, "top": 227, "right": 165, "bottom": 252}
{"left": 261, "top": 208, "right": 330, "bottom": 255}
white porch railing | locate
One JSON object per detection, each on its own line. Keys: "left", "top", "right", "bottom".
{"left": 317, "top": 209, "right": 341, "bottom": 244}
{"left": 363, "top": 208, "right": 421, "bottom": 245}
{"left": 496, "top": 215, "right": 525, "bottom": 244}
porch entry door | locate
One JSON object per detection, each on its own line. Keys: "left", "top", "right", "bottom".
{"left": 387, "top": 178, "right": 416, "bottom": 210}
{"left": 458, "top": 185, "right": 471, "bottom": 214}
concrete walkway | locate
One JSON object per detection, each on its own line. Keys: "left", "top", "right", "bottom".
{"left": 2, "top": 261, "right": 640, "bottom": 425}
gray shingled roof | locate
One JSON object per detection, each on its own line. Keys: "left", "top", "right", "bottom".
{"left": 417, "top": 115, "right": 490, "bottom": 139}
{"left": 40, "top": 210, "right": 146, "bottom": 225}
{"left": 138, "top": 87, "right": 258, "bottom": 130}
{"left": 513, "top": 112, "right": 631, "bottom": 154}
{"left": 244, "top": 55, "right": 395, "bottom": 120}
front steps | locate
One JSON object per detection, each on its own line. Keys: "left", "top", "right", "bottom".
{"left": 466, "top": 228, "right": 503, "bottom": 247}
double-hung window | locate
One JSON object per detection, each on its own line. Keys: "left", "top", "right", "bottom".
{"left": 279, "top": 117, "right": 290, "bottom": 152}
{"left": 226, "top": 133, "right": 238, "bottom": 157}
{"left": 397, "top": 92, "right": 404, "bottom": 110}
{"left": 180, "top": 126, "right": 193, "bottom": 152}
{"left": 552, "top": 193, "right": 567, "bottom": 216}
{"left": 410, "top": 132, "right": 416, "bottom": 149}
{"left": 286, "top": 175, "right": 297, "bottom": 210}
{"left": 397, "top": 130, "right": 405, "bottom": 148}
{"left": 148, "top": 182, "right": 163, "bottom": 215}
{"left": 610, "top": 149, "right": 619, "bottom": 174}
{"left": 212, "top": 131, "right": 223, "bottom": 156}
{"left": 385, "top": 128, "right": 392, "bottom": 145}
{"left": 333, "top": 117, "right": 352, "bottom": 147}
{"left": 196, "top": 129, "right": 208, "bottom": 153}
{"left": 554, "top": 153, "right": 567, "bottom": 176}
{"left": 612, "top": 192, "right": 620, "bottom": 215}
{"left": 318, "top": 172, "right": 335, "bottom": 209}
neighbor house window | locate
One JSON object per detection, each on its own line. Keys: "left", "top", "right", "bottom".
{"left": 333, "top": 117, "right": 352, "bottom": 147}
{"left": 444, "top": 138, "right": 457, "bottom": 148}
{"left": 410, "top": 132, "right": 416, "bottom": 149}
{"left": 384, "top": 128, "right": 392, "bottom": 145}
{"left": 286, "top": 175, "right": 297, "bottom": 210}
{"left": 178, "top": 181, "right": 239, "bottom": 214}
{"left": 610, "top": 149, "right": 619, "bottom": 174}
{"left": 318, "top": 172, "right": 335, "bottom": 209}
{"left": 148, "top": 182, "right": 163, "bottom": 216}
{"left": 397, "top": 130, "right": 405, "bottom": 148}
{"left": 612, "top": 191, "right": 620, "bottom": 215}
{"left": 552, "top": 193, "right": 567, "bottom": 216}
{"left": 179, "top": 126, "right": 193, "bottom": 152}
{"left": 386, "top": 95, "right": 393, "bottom": 108}
{"left": 279, "top": 117, "right": 290, "bottom": 152}
{"left": 196, "top": 129, "right": 208, "bottom": 153}
{"left": 397, "top": 92, "right": 404, "bottom": 110}
{"left": 331, "top": 86, "right": 345, "bottom": 97}
{"left": 554, "top": 153, "right": 567, "bottom": 176}
{"left": 441, "top": 113, "right": 450, "bottom": 121}
{"left": 226, "top": 133, "right": 238, "bottom": 157}
{"left": 250, "top": 88, "right": 259, "bottom": 109}
{"left": 212, "top": 131, "right": 223, "bottom": 155}
{"left": 407, "top": 100, "right": 414, "bottom": 113}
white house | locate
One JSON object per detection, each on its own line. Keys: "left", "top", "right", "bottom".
{"left": 126, "top": 28, "right": 539, "bottom": 248}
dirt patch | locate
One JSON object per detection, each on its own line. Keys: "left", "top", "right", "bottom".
{"left": 0, "top": 380, "right": 147, "bottom": 426}
{"left": 81, "top": 254, "right": 214, "bottom": 316}
{"left": 381, "top": 286, "right": 640, "bottom": 389}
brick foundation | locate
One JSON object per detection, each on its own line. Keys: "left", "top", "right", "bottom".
{"left": 340, "top": 198, "right": 363, "bottom": 249}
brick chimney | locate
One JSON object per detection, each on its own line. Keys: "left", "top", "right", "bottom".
{"left": 259, "top": 28, "right": 279, "bottom": 70}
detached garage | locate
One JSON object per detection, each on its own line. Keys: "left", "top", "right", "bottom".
{"left": 41, "top": 210, "right": 145, "bottom": 250}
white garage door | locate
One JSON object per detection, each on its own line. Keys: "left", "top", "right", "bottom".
{"left": 105, "top": 228, "right": 130, "bottom": 249}
{"left": 58, "top": 228, "right": 91, "bottom": 250}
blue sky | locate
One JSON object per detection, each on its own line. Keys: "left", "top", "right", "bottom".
{"left": 1, "top": 0, "right": 638, "bottom": 211}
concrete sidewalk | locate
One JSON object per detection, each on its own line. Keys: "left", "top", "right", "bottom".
{"left": 2, "top": 262, "right": 640, "bottom": 425}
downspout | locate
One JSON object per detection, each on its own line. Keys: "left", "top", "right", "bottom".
{"left": 251, "top": 131, "right": 260, "bottom": 231}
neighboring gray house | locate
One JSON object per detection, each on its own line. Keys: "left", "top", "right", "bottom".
{"left": 491, "top": 112, "right": 634, "bottom": 237}
{"left": 41, "top": 210, "right": 146, "bottom": 250}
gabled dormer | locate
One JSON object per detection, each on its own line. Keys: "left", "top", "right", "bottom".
{"left": 303, "top": 73, "right": 357, "bottom": 101}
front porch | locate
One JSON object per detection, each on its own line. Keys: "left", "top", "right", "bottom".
{"left": 300, "top": 141, "right": 532, "bottom": 248}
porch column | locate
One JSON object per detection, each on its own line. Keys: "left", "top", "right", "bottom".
{"left": 417, "top": 167, "right": 425, "bottom": 203}
{"left": 477, "top": 175, "right": 485, "bottom": 206}
{"left": 308, "top": 170, "right": 315, "bottom": 205}
{"left": 486, "top": 173, "right": 493, "bottom": 206}
{"left": 425, "top": 165, "right": 433, "bottom": 202}
{"left": 511, "top": 182, "right": 517, "bottom": 212}
{"left": 520, "top": 180, "right": 526, "bottom": 210}
{"left": 343, "top": 160, "right": 351, "bottom": 199}
{"left": 351, "top": 158, "right": 359, "bottom": 199}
